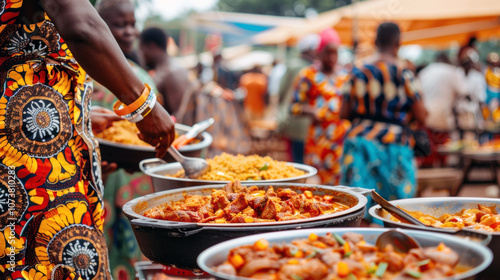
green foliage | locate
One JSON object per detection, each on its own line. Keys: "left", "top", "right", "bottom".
{"left": 217, "top": 0, "right": 348, "bottom": 17}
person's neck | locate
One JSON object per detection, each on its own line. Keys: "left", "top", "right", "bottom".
{"left": 320, "top": 64, "right": 334, "bottom": 75}
{"left": 154, "top": 52, "right": 169, "bottom": 70}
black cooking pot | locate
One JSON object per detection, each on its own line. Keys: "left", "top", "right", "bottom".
{"left": 123, "top": 183, "right": 370, "bottom": 270}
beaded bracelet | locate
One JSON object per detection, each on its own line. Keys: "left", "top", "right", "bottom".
{"left": 122, "top": 89, "right": 157, "bottom": 123}
{"left": 113, "top": 84, "right": 151, "bottom": 115}
{"left": 113, "top": 83, "right": 157, "bottom": 123}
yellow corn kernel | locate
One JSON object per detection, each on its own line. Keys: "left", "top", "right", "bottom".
{"left": 304, "top": 191, "right": 313, "bottom": 199}
{"left": 337, "top": 261, "right": 349, "bottom": 277}
{"left": 244, "top": 217, "right": 254, "bottom": 223}
{"left": 287, "top": 259, "right": 300, "bottom": 265}
{"left": 254, "top": 239, "right": 269, "bottom": 251}
{"left": 309, "top": 233, "right": 318, "bottom": 242}
{"left": 229, "top": 254, "right": 245, "bottom": 269}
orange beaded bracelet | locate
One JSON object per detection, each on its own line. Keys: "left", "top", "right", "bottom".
{"left": 113, "top": 84, "right": 151, "bottom": 116}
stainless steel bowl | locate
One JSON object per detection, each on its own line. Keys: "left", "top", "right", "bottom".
{"left": 98, "top": 123, "right": 213, "bottom": 171}
{"left": 123, "top": 183, "right": 370, "bottom": 269}
{"left": 369, "top": 197, "right": 500, "bottom": 278}
{"left": 139, "top": 159, "right": 318, "bottom": 192}
{"left": 198, "top": 228, "right": 493, "bottom": 280}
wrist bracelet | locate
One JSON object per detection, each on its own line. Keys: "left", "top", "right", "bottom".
{"left": 123, "top": 87, "right": 157, "bottom": 123}
{"left": 113, "top": 84, "right": 151, "bottom": 116}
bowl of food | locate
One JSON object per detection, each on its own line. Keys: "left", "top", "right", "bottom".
{"left": 369, "top": 197, "right": 500, "bottom": 277}
{"left": 123, "top": 182, "right": 370, "bottom": 270}
{"left": 197, "top": 228, "right": 492, "bottom": 280}
{"left": 139, "top": 153, "right": 317, "bottom": 192}
{"left": 95, "top": 121, "right": 212, "bottom": 171}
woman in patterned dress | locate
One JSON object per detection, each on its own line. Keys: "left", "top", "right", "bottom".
{"left": 340, "top": 23, "right": 427, "bottom": 222}
{"left": 0, "top": 0, "right": 176, "bottom": 279}
{"left": 291, "top": 29, "right": 351, "bottom": 185}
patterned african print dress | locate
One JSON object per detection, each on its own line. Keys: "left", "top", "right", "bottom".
{"left": 291, "top": 65, "right": 351, "bottom": 185}
{"left": 340, "top": 60, "right": 420, "bottom": 221}
{"left": 0, "top": 1, "right": 111, "bottom": 279}
{"left": 484, "top": 66, "right": 500, "bottom": 125}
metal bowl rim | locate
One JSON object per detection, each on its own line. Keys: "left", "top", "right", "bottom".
{"left": 140, "top": 161, "right": 318, "bottom": 184}
{"left": 368, "top": 196, "right": 500, "bottom": 235}
{"left": 197, "top": 227, "right": 493, "bottom": 280}
{"left": 96, "top": 123, "right": 213, "bottom": 152}
{"left": 123, "top": 183, "right": 367, "bottom": 228}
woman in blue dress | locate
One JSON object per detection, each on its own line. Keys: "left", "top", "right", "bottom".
{"left": 340, "top": 22, "right": 427, "bottom": 222}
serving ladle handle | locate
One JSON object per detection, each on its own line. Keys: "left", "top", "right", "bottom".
{"left": 371, "top": 191, "right": 426, "bottom": 226}
{"left": 371, "top": 191, "right": 492, "bottom": 245}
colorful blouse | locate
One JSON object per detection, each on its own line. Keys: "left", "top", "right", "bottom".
{"left": 484, "top": 66, "right": 500, "bottom": 123}
{"left": 344, "top": 61, "right": 421, "bottom": 146}
{"left": 291, "top": 65, "right": 351, "bottom": 185}
{"left": 0, "top": 1, "right": 109, "bottom": 279}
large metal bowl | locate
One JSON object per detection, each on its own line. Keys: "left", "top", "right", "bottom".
{"left": 139, "top": 159, "right": 318, "bottom": 192}
{"left": 198, "top": 228, "right": 493, "bottom": 280}
{"left": 369, "top": 197, "right": 500, "bottom": 279}
{"left": 98, "top": 123, "right": 213, "bottom": 171}
{"left": 123, "top": 183, "right": 370, "bottom": 270}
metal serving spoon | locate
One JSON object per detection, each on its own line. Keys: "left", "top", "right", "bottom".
{"left": 371, "top": 191, "right": 491, "bottom": 244}
{"left": 376, "top": 229, "right": 421, "bottom": 253}
{"left": 168, "top": 147, "right": 209, "bottom": 179}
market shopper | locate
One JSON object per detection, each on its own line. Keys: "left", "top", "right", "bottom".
{"left": 291, "top": 28, "right": 350, "bottom": 185}
{"left": 0, "top": 0, "right": 175, "bottom": 279}
{"left": 418, "top": 52, "right": 468, "bottom": 166}
{"left": 340, "top": 22, "right": 427, "bottom": 221}
{"left": 139, "top": 27, "right": 192, "bottom": 116}
{"left": 240, "top": 65, "right": 269, "bottom": 120}
{"left": 277, "top": 34, "right": 320, "bottom": 163}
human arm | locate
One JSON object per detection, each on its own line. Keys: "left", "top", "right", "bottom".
{"left": 290, "top": 70, "right": 317, "bottom": 119}
{"left": 403, "top": 70, "right": 428, "bottom": 125}
{"left": 160, "top": 70, "right": 193, "bottom": 115}
{"left": 39, "top": 0, "right": 175, "bottom": 157}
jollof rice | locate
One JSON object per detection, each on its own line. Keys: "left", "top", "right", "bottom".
{"left": 174, "top": 153, "right": 305, "bottom": 181}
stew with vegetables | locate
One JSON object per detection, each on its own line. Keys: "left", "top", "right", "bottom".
{"left": 391, "top": 204, "right": 500, "bottom": 232}
{"left": 143, "top": 182, "right": 350, "bottom": 223}
{"left": 214, "top": 232, "right": 465, "bottom": 279}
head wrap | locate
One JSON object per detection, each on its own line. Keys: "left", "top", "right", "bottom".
{"left": 297, "top": 34, "right": 320, "bottom": 53}
{"left": 317, "top": 28, "right": 341, "bottom": 53}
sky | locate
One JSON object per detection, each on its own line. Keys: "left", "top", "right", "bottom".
{"left": 136, "top": 0, "right": 218, "bottom": 24}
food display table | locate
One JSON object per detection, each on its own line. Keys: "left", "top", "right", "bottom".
{"left": 437, "top": 146, "right": 500, "bottom": 196}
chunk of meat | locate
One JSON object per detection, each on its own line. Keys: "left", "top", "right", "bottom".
{"left": 320, "top": 250, "right": 341, "bottom": 266}
{"left": 379, "top": 250, "right": 405, "bottom": 272}
{"left": 423, "top": 246, "right": 459, "bottom": 266}
{"left": 342, "top": 232, "right": 364, "bottom": 244}
{"left": 162, "top": 210, "right": 202, "bottom": 222}
{"left": 239, "top": 259, "right": 281, "bottom": 277}
{"left": 224, "top": 194, "right": 248, "bottom": 218}
{"left": 227, "top": 193, "right": 240, "bottom": 202}
{"left": 261, "top": 199, "right": 281, "bottom": 220}
{"left": 277, "top": 188, "right": 297, "bottom": 200}
{"left": 248, "top": 196, "right": 268, "bottom": 214}
{"left": 304, "top": 201, "right": 322, "bottom": 217}
{"left": 211, "top": 190, "right": 230, "bottom": 210}
{"left": 277, "top": 259, "right": 328, "bottom": 280}
{"left": 266, "top": 186, "right": 277, "bottom": 197}
{"left": 215, "top": 263, "right": 237, "bottom": 275}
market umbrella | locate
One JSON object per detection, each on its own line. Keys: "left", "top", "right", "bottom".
{"left": 253, "top": 0, "right": 500, "bottom": 48}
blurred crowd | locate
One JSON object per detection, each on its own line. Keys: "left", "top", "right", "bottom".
{"left": 88, "top": 0, "right": 500, "bottom": 278}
